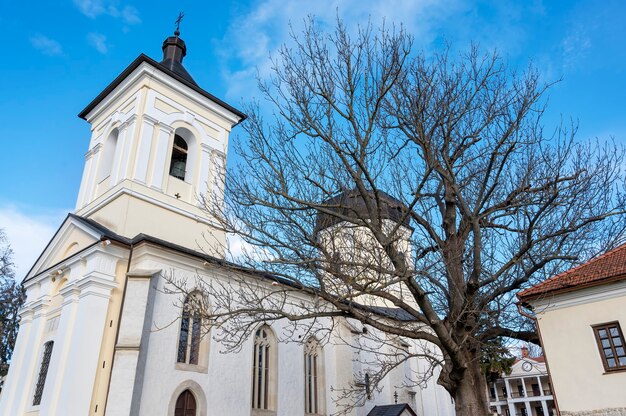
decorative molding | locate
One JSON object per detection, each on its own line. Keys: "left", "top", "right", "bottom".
{"left": 531, "top": 280, "right": 626, "bottom": 313}
{"left": 86, "top": 143, "right": 103, "bottom": 158}
{"left": 84, "top": 63, "right": 242, "bottom": 126}
{"left": 79, "top": 186, "right": 217, "bottom": 227}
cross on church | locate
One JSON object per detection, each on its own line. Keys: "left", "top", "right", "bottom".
{"left": 174, "top": 12, "right": 184, "bottom": 36}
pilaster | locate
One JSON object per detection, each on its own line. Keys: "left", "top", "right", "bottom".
{"left": 149, "top": 123, "right": 174, "bottom": 190}
{"left": 105, "top": 270, "right": 159, "bottom": 416}
{"left": 133, "top": 115, "right": 158, "bottom": 184}
{"left": 55, "top": 275, "right": 118, "bottom": 415}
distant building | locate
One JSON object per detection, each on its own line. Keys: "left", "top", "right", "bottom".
{"left": 487, "top": 347, "right": 556, "bottom": 416}
{"left": 518, "top": 243, "right": 626, "bottom": 416}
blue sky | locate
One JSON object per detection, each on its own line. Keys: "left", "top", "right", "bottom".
{"left": 1, "top": 0, "right": 625, "bottom": 277}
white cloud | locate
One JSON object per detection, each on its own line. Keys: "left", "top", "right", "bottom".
{"left": 0, "top": 205, "right": 67, "bottom": 281}
{"left": 30, "top": 34, "right": 63, "bottom": 56}
{"left": 73, "top": 0, "right": 141, "bottom": 25}
{"left": 121, "top": 5, "right": 141, "bottom": 25}
{"left": 226, "top": 233, "right": 273, "bottom": 263}
{"left": 216, "top": 0, "right": 465, "bottom": 101}
{"left": 87, "top": 32, "right": 109, "bottom": 54}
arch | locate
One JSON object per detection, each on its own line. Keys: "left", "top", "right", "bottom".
{"left": 175, "top": 390, "right": 196, "bottom": 416}
{"left": 177, "top": 292, "right": 206, "bottom": 366}
{"left": 98, "top": 128, "right": 119, "bottom": 181}
{"left": 168, "top": 126, "right": 198, "bottom": 184}
{"left": 304, "top": 337, "right": 325, "bottom": 415}
{"left": 168, "top": 380, "right": 207, "bottom": 416}
{"left": 251, "top": 324, "right": 277, "bottom": 413}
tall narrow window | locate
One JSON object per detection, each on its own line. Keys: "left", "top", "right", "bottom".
{"left": 169, "top": 134, "right": 188, "bottom": 181}
{"left": 252, "top": 325, "right": 276, "bottom": 412}
{"left": 174, "top": 389, "right": 197, "bottom": 416}
{"left": 593, "top": 321, "right": 626, "bottom": 371}
{"left": 177, "top": 294, "right": 202, "bottom": 365}
{"left": 33, "top": 341, "right": 54, "bottom": 406}
{"left": 304, "top": 337, "right": 324, "bottom": 414}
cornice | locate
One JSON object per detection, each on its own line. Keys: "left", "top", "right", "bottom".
{"left": 530, "top": 279, "right": 626, "bottom": 313}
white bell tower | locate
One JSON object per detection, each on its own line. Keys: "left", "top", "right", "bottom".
{"left": 74, "top": 31, "right": 245, "bottom": 257}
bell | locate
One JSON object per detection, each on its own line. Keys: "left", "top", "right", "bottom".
{"left": 170, "top": 160, "right": 186, "bottom": 180}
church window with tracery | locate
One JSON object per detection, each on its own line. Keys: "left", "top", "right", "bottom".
{"left": 33, "top": 341, "right": 54, "bottom": 406}
{"left": 169, "top": 134, "right": 188, "bottom": 181}
{"left": 252, "top": 325, "right": 276, "bottom": 412}
{"left": 177, "top": 294, "right": 202, "bottom": 365}
{"left": 174, "top": 389, "right": 197, "bottom": 416}
{"left": 304, "top": 337, "right": 324, "bottom": 414}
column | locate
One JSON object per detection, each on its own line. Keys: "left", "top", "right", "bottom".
{"left": 133, "top": 115, "right": 157, "bottom": 184}
{"left": 110, "top": 115, "right": 138, "bottom": 186}
{"left": 2, "top": 298, "right": 50, "bottom": 415}
{"left": 0, "top": 308, "right": 33, "bottom": 414}
{"left": 149, "top": 124, "right": 173, "bottom": 190}
{"left": 105, "top": 272, "right": 157, "bottom": 416}
{"left": 76, "top": 143, "right": 102, "bottom": 209}
{"left": 196, "top": 143, "right": 213, "bottom": 205}
{"left": 541, "top": 400, "right": 549, "bottom": 416}
{"left": 54, "top": 275, "right": 117, "bottom": 415}
{"left": 504, "top": 379, "right": 515, "bottom": 416}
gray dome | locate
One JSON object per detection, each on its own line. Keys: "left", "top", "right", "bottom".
{"left": 314, "top": 189, "right": 412, "bottom": 234}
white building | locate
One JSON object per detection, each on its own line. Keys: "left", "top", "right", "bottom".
{"left": 0, "top": 30, "right": 455, "bottom": 416}
{"left": 487, "top": 348, "right": 556, "bottom": 416}
{"left": 518, "top": 243, "right": 626, "bottom": 416}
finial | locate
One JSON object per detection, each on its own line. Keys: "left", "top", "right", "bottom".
{"left": 174, "top": 11, "right": 184, "bottom": 37}
{"left": 394, "top": 390, "right": 398, "bottom": 404}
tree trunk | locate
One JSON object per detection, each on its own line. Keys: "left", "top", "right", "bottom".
{"left": 453, "top": 357, "right": 490, "bottom": 416}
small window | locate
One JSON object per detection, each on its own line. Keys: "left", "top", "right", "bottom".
{"left": 304, "top": 337, "right": 324, "bottom": 414}
{"left": 33, "top": 341, "right": 54, "bottom": 406}
{"left": 169, "top": 134, "right": 188, "bottom": 181}
{"left": 177, "top": 294, "right": 202, "bottom": 365}
{"left": 593, "top": 321, "right": 626, "bottom": 372}
{"left": 174, "top": 389, "right": 197, "bottom": 416}
{"left": 252, "top": 325, "right": 276, "bottom": 412}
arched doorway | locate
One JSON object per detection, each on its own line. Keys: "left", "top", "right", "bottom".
{"left": 174, "top": 389, "right": 197, "bottom": 416}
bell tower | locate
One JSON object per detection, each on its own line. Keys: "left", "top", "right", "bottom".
{"left": 74, "top": 30, "right": 245, "bottom": 257}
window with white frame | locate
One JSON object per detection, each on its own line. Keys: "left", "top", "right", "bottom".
{"left": 252, "top": 325, "right": 277, "bottom": 412}
{"left": 304, "top": 337, "right": 324, "bottom": 415}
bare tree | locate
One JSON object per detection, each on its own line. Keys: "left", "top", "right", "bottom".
{"left": 174, "top": 18, "right": 625, "bottom": 415}
{"left": 0, "top": 229, "right": 25, "bottom": 378}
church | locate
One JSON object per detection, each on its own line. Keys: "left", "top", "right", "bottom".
{"left": 0, "top": 29, "right": 455, "bottom": 416}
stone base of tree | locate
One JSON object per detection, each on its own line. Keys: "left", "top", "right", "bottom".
{"left": 562, "top": 408, "right": 626, "bottom": 416}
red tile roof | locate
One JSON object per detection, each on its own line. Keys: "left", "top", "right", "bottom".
{"left": 514, "top": 356, "right": 545, "bottom": 364}
{"left": 518, "top": 242, "right": 626, "bottom": 302}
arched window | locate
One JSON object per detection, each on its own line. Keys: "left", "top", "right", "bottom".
{"left": 252, "top": 325, "right": 277, "bottom": 412}
{"left": 169, "top": 134, "right": 188, "bottom": 181}
{"left": 33, "top": 341, "right": 54, "bottom": 406}
{"left": 177, "top": 294, "right": 202, "bottom": 365}
{"left": 174, "top": 389, "right": 197, "bottom": 416}
{"left": 304, "top": 337, "right": 324, "bottom": 414}
{"left": 99, "top": 129, "right": 119, "bottom": 181}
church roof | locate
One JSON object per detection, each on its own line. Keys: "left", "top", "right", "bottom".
{"left": 518, "top": 242, "right": 626, "bottom": 303}
{"left": 78, "top": 36, "right": 246, "bottom": 121}
{"left": 367, "top": 404, "right": 418, "bottom": 416}
{"left": 25, "top": 214, "right": 418, "bottom": 325}
{"left": 314, "top": 189, "right": 412, "bottom": 234}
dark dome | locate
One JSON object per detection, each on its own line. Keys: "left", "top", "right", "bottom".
{"left": 314, "top": 189, "right": 412, "bottom": 234}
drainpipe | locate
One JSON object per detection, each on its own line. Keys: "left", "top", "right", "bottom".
{"left": 516, "top": 302, "right": 561, "bottom": 416}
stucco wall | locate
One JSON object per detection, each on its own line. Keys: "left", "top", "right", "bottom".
{"left": 533, "top": 282, "right": 626, "bottom": 413}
